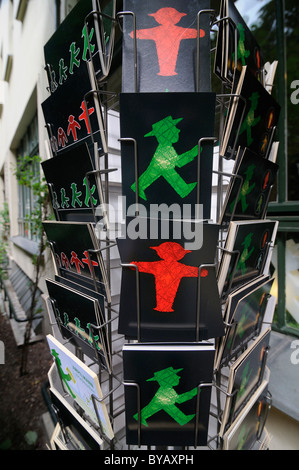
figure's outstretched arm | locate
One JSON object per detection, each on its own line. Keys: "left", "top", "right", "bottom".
{"left": 176, "top": 387, "right": 197, "bottom": 404}
{"left": 181, "top": 28, "right": 204, "bottom": 39}
{"left": 130, "top": 28, "right": 159, "bottom": 40}
{"left": 130, "top": 261, "right": 160, "bottom": 275}
{"left": 176, "top": 145, "right": 198, "bottom": 168}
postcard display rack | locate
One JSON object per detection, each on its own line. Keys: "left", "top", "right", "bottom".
{"left": 41, "top": 0, "right": 280, "bottom": 451}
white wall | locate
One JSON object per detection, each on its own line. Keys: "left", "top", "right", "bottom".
{"left": 0, "top": 0, "right": 56, "bottom": 158}
{"left": 0, "top": 0, "right": 57, "bottom": 283}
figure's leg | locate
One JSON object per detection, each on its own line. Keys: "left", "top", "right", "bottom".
{"left": 240, "top": 195, "right": 248, "bottom": 213}
{"left": 247, "top": 126, "right": 253, "bottom": 146}
{"left": 154, "top": 278, "right": 181, "bottom": 312}
{"left": 133, "top": 400, "right": 162, "bottom": 427}
{"left": 155, "top": 42, "right": 180, "bottom": 76}
{"left": 131, "top": 161, "right": 161, "bottom": 200}
{"left": 164, "top": 405, "right": 195, "bottom": 426}
{"left": 163, "top": 169, "right": 197, "bottom": 198}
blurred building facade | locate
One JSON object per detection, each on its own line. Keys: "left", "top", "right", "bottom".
{"left": 0, "top": 0, "right": 81, "bottom": 298}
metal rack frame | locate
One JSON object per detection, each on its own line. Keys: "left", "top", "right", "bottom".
{"left": 43, "top": 3, "right": 277, "bottom": 451}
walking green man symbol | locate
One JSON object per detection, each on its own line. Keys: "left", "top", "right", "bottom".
{"left": 131, "top": 116, "right": 198, "bottom": 200}
{"left": 239, "top": 92, "right": 261, "bottom": 146}
{"left": 237, "top": 424, "right": 251, "bottom": 450}
{"left": 237, "top": 361, "right": 253, "bottom": 401}
{"left": 134, "top": 366, "right": 197, "bottom": 426}
{"left": 234, "top": 23, "right": 250, "bottom": 66}
{"left": 227, "top": 303, "right": 251, "bottom": 351}
{"left": 237, "top": 232, "right": 255, "bottom": 276}
{"left": 230, "top": 164, "right": 256, "bottom": 214}
{"left": 51, "top": 348, "right": 76, "bottom": 399}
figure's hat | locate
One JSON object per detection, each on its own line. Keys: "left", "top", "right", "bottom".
{"left": 249, "top": 91, "right": 260, "bottom": 103}
{"left": 150, "top": 241, "right": 191, "bottom": 261}
{"left": 148, "top": 7, "right": 186, "bottom": 25}
{"left": 147, "top": 366, "right": 183, "bottom": 382}
{"left": 145, "top": 116, "right": 182, "bottom": 138}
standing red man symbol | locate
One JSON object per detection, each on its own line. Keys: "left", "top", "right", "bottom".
{"left": 67, "top": 115, "right": 81, "bottom": 141}
{"left": 131, "top": 242, "right": 204, "bottom": 312}
{"left": 130, "top": 7, "right": 205, "bottom": 76}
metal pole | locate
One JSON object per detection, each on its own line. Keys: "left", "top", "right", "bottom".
{"left": 275, "top": 0, "right": 288, "bottom": 203}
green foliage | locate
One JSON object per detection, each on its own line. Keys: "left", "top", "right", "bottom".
{"left": 14, "top": 154, "right": 52, "bottom": 375}
{"left": 14, "top": 153, "right": 52, "bottom": 267}
{"left": 251, "top": 0, "right": 299, "bottom": 200}
{"left": 0, "top": 202, "right": 10, "bottom": 280}
{"left": 15, "top": 154, "right": 50, "bottom": 241}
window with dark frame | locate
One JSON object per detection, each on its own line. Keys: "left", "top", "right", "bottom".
{"left": 17, "top": 114, "right": 40, "bottom": 243}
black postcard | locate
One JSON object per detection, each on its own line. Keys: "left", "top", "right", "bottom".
{"left": 123, "top": 342, "right": 215, "bottom": 446}
{"left": 122, "top": 0, "right": 212, "bottom": 92}
{"left": 219, "top": 147, "right": 279, "bottom": 226}
{"left": 217, "top": 219, "right": 278, "bottom": 298}
{"left": 119, "top": 92, "right": 216, "bottom": 220}
{"left": 216, "top": 277, "right": 274, "bottom": 368}
{"left": 41, "top": 143, "right": 103, "bottom": 223}
{"left": 224, "top": 0, "right": 264, "bottom": 84}
{"left": 42, "top": 220, "right": 110, "bottom": 302}
{"left": 45, "top": 278, "right": 111, "bottom": 371}
{"left": 219, "top": 328, "right": 271, "bottom": 436}
{"left": 117, "top": 219, "right": 224, "bottom": 342}
{"left": 221, "top": 66, "right": 280, "bottom": 160}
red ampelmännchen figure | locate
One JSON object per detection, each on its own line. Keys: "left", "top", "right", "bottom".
{"left": 130, "top": 241, "right": 201, "bottom": 312}
{"left": 130, "top": 7, "right": 205, "bottom": 77}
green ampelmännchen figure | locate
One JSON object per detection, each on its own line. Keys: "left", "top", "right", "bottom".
{"left": 239, "top": 92, "right": 261, "bottom": 147}
{"left": 230, "top": 163, "right": 256, "bottom": 214}
{"left": 134, "top": 366, "right": 198, "bottom": 427}
{"left": 51, "top": 348, "right": 76, "bottom": 399}
{"left": 131, "top": 116, "right": 198, "bottom": 201}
